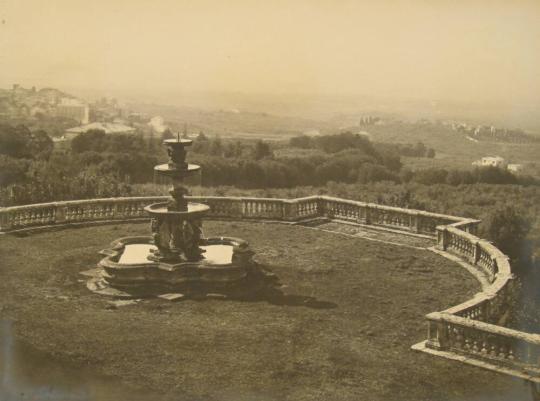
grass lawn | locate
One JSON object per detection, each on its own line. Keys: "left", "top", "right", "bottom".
{"left": 0, "top": 221, "right": 525, "bottom": 401}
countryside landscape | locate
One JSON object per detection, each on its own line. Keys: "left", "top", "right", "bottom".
{"left": 1, "top": 1, "right": 540, "bottom": 400}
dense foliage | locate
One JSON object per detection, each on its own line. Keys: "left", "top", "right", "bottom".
{"left": 0, "top": 123, "right": 53, "bottom": 160}
{"left": 1, "top": 126, "right": 538, "bottom": 207}
{"left": 290, "top": 133, "right": 435, "bottom": 158}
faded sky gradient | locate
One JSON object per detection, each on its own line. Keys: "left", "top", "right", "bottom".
{"left": 1, "top": 0, "right": 539, "bottom": 105}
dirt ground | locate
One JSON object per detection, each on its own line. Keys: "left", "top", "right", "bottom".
{"left": 0, "top": 221, "right": 527, "bottom": 401}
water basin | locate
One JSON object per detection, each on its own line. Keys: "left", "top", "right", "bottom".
{"left": 200, "top": 244, "right": 234, "bottom": 264}
{"left": 116, "top": 243, "right": 234, "bottom": 265}
{"left": 118, "top": 244, "right": 156, "bottom": 264}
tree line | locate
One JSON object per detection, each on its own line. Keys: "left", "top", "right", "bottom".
{"left": 289, "top": 133, "right": 436, "bottom": 158}
{"left": 1, "top": 125, "right": 538, "bottom": 207}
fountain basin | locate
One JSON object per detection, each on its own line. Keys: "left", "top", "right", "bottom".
{"left": 144, "top": 201, "right": 210, "bottom": 217}
{"left": 88, "top": 236, "right": 257, "bottom": 298}
{"left": 154, "top": 163, "right": 200, "bottom": 177}
{"left": 117, "top": 243, "right": 234, "bottom": 265}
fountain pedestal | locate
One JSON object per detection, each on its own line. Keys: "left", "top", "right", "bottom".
{"left": 146, "top": 203, "right": 208, "bottom": 262}
{"left": 146, "top": 139, "right": 208, "bottom": 263}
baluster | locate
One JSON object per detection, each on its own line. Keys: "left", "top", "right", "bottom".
{"left": 472, "top": 338, "right": 479, "bottom": 353}
{"left": 498, "top": 343, "right": 507, "bottom": 359}
{"left": 454, "top": 328, "right": 464, "bottom": 349}
{"left": 508, "top": 348, "right": 515, "bottom": 361}
{"left": 489, "top": 343, "right": 497, "bottom": 357}
{"left": 481, "top": 339, "right": 488, "bottom": 354}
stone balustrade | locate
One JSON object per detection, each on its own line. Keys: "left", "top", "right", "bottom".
{"left": 425, "top": 219, "right": 536, "bottom": 380}
{"left": 0, "top": 195, "right": 465, "bottom": 234}
{"left": 317, "top": 196, "right": 464, "bottom": 235}
{"left": 0, "top": 195, "right": 534, "bottom": 380}
{"left": 425, "top": 312, "right": 540, "bottom": 378}
{"left": 436, "top": 224, "right": 513, "bottom": 322}
{"left": 0, "top": 197, "right": 168, "bottom": 231}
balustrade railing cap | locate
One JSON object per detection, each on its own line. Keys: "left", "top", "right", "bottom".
{"left": 432, "top": 312, "right": 540, "bottom": 344}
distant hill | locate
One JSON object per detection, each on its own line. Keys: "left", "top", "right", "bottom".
{"left": 0, "top": 85, "right": 83, "bottom": 136}
{"left": 0, "top": 85, "right": 79, "bottom": 118}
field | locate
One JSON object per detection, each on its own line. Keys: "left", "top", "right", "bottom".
{"left": 345, "top": 122, "right": 540, "bottom": 173}
{"left": 0, "top": 221, "right": 526, "bottom": 401}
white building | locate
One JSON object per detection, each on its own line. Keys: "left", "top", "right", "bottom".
{"left": 148, "top": 116, "right": 167, "bottom": 133}
{"left": 57, "top": 98, "right": 89, "bottom": 124}
{"left": 507, "top": 164, "right": 523, "bottom": 173}
{"left": 472, "top": 156, "right": 507, "bottom": 168}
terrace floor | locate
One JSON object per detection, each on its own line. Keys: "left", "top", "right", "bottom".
{"left": 0, "top": 221, "right": 529, "bottom": 401}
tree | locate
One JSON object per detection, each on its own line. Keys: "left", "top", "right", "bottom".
{"left": 0, "top": 124, "right": 32, "bottom": 158}
{"left": 161, "top": 129, "right": 175, "bottom": 141}
{"left": 474, "top": 166, "right": 517, "bottom": 185}
{"left": 71, "top": 130, "right": 107, "bottom": 153}
{"left": 29, "top": 130, "right": 54, "bottom": 159}
{"left": 413, "top": 168, "right": 449, "bottom": 185}
{"left": 315, "top": 132, "right": 376, "bottom": 154}
{"left": 446, "top": 169, "right": 464, "bottom": 186}
{"left": 196, "top": 131, "right": 208, "bottom": 141}
{"left": 209, "top": 137, "right": 223, "bottom": 156}
{"left": 357, "top": 163, "right": 399, "bottom": 184}
{"left": 481, "top": 206, "right": 530, "bottom": 262}
{"left": 224, "top": 141, "right": 244, "bottom": 158}
{"left": 289, "top": 135, "right": 312, "bottom": 149}
{"left": 413, "top": 142, "right": 427, "bottom": 157}
{"left": 252, "top": 140, "right": 273, "bottom": 160}
{"left": 0, "top": 155, "right": 29, "bottom": 185}
{"left": 0, "top": 124, "right": 53, "bottom": 160}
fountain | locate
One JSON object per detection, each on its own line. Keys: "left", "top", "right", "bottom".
{"left": 87, "top": 136, "right": 274, "bottom": 299}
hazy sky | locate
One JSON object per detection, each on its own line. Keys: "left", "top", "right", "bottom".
{"left": 1, "top": 0, "right": 539, "bottom": 105}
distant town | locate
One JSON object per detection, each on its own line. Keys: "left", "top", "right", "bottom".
{"left": 0, "top": 84, "right": 163, "bottom": 140}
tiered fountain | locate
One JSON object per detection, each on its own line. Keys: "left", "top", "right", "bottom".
{"left": 87, "top": 136, "right": 271, "bottom": 299}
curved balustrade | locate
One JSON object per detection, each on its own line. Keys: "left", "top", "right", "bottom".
{"left": 424, "top": 312, "right": 540, "bottom": 379}
{"left": 0, "top": 195, "right": 465, "bottom": 233}
{"left": 0, "top": 195, "right": 537, "bottom": 380}
{"left": 429, "top": 223, "right": 540, "bottom": 380}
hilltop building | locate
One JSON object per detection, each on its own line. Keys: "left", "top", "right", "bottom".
{"left": 57, "top": 98, "right": 89, "bottom": 124}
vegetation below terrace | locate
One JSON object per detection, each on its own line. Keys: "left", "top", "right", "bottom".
{"left": 1, "top": 126, "right": 537, "bottom": 205}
